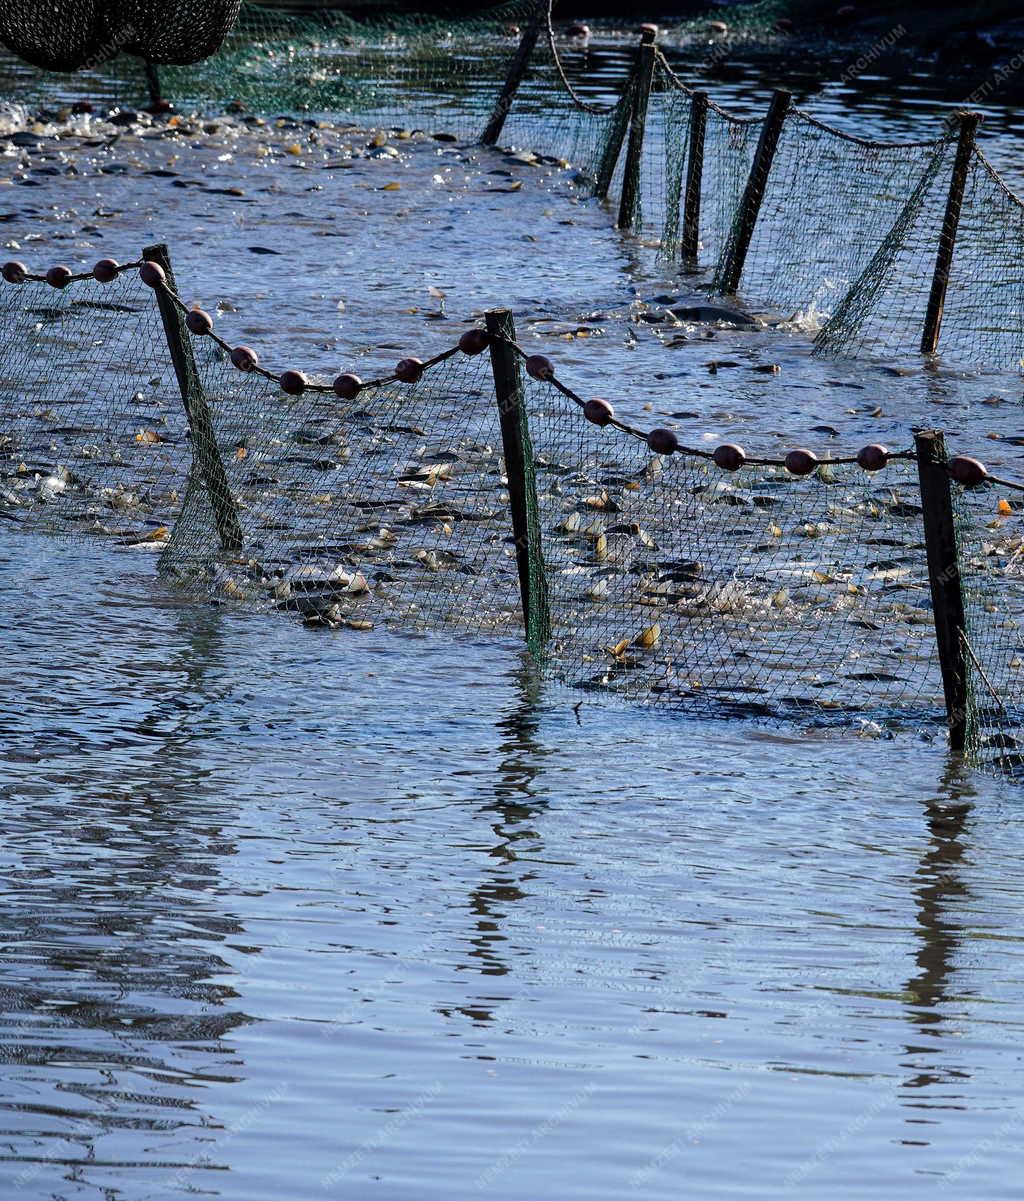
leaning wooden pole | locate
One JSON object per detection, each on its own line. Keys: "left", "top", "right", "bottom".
{"left": 485, "top": 308, "right": 551, "bottom": 652}
{"left": 617, "top": 24, "right": 658, "bottom": 232}
{"left": 915, "top": 430, "right": 971, "bottom": 752}
{"left": 680, "top": 89, "right": 708, "bottom": 267}
{"left": 920, "top": 111, "right": 982, "bottom": 355}
{"left": 143, "top": 243, "right": 243, "bottom": 553}
{"left": 716, "top": 88, "right": 791, "bottom": 294}
{"left": 480, "top": 1, "right": 545, "bottom": 146}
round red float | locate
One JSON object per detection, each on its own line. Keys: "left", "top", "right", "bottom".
{"left": 856, "top": 443, "right": 888, "bottom": 472}
{"left": 647, "top": 428, "right": 679, "bottom": 456}
{"left": 948, "top": 455, "right": 988, "bottom": 488}
{"left": 395, "top": 357, "right": 424, "bottom": 384}
{"left": 583, "top": 398, "right": 614, "bottom": 427}
{"left": 524, "top": 354, "right": 554, "bottom": 381}
{"left": 713, "top": 443, "right": 746, "bottom": 471}
{"left": 785, "top": 448, "right": 818, "bottom": 476}
{"left": 333, "top": 373, "right": 362, "bottom": 400}
{"left": 2, "top": 261, "right": 28, "bottom": 284}
{"left": 458, "top": 328, "right": 490, "bottom": 356}
{"left": 92, "top": 258, "right": 119, "bottom": 283}
{"left": 46, "top": 265, "right": 72, "bottom": 289}
{"left": 185, "top": 308, "right": 214, "bottom": 335}
{"left": 231, "top": 345, "right": 258, "bottom": 372}
{"left": 280, "top": 370, "right": 308, "bottom": 396}
{"left": 139, "top": 261, "right": 166, "bottom": 288}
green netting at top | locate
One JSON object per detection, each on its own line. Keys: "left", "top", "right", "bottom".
{"left": 159, "top": 0, "right": 537, "bottom": 137}
{"left": 712, "top": 110, "right": 949, "bottom": 321}
{"left": 815, "top": 143, "right": 1024, "bottom": 370}
{"left": 0, "top": 270, "right": 184, "bottom": 545}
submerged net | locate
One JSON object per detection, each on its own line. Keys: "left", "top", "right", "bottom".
{"left": 525, "top": 388, "right": 945, "bottom": 727}
{"left": 4, "top": 262, "right": 1024, "bottom": 776}
{"left": 0, "top": 270, "right": 186, "bottom": 544}
{"left": 161, "top": 341, "right": 524, "bottom": 634}
{"left": 816, "top": 144, "right": 1024, "bottom": 369}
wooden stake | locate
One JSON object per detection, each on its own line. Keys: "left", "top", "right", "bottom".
{"left": 143, "top": 243, "right": 243, "bottom": 553}
{"left": 915, "top": 430, "right": 971, "bottom": 752}
{"left": 920, "top": 111, "right": 982, "bottom": 355}
{"left": 680, "top": 89, "right": 708, "bottom": 267}
{"left": 717, "top": 89, "right": 791, "bottom": 294}
{"left": 485, "top": 308, "right": 551, "bottom": 651}
{"left": 480, "top": 1, "right": 544, "bottom": 146}
{"left": 617, "top": 25, "right": 658, "bottom": 232}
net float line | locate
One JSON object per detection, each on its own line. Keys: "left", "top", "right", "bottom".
{"left": 135, "top": 257, "right": 492, "bottom": 398}
{"left": 2, "top": 258, "right": 145, "bottom": 287}
{"left": 494, "top": 334, "right": 917, "bottom": 477}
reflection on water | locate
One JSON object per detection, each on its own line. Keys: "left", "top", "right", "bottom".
{"left": 1, "top": 534, "right": 1024, "bottom": 1198}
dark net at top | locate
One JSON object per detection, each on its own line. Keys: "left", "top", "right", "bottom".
{"left": 0, "top": 0, "right": 242, "bottom": 71}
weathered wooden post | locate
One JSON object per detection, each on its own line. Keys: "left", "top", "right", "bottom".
{"left": 480, "top": 0, "right": 545, "bottom": 146}
{"left": 680, "top": 89, "right": 708, "bottom": 267}
{"left": 915, "top": 429, "right": 971, "bottom": 752}
{"left": 143, "top": 243, "right": 243, "bottom": 553}
{"left": 485, "top": 308, "right": 551, "bottom": 652}
{"left": 716, "top": 88, "right": 791, "bottom": 294}
{"left": 617, "top": 24, "right": 658, "bottom": 232}
{"left": 920, "top": 111, "right": 983, "bottom": 355}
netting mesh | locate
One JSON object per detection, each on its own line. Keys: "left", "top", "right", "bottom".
{"left": 0, "top": 0, "right": 241, "bottom": 71}
{"left": 161, "top": 342, "right": 525, "bottom": 635}
{"left": 816, "top": 144, "right": 1024, "bottom": 369}
{"left": 659, "top": 75, "right": 760, "bottom": 268}
{"left": 955, "top": 483, "right": 1024, "bottom": 775}
{"left": 713, "top": 110, "right": 949, "bottom": 320}
{"left": 0, "top": 272, "right": 185, "bottom": 543}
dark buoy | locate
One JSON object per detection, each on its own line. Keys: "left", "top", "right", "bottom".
{"left": 647, "top": 428, "right": 679, "bottom": 456}
{"left": 458, "top": 328, "right": 490, "bottom": 356}
{"left": 46, "top": 265, "right": 72, "bottom": 289}
{"left": 785, "top": 448, "right": 818, "bottom": 476}
{"left": 525, "top": 354, "right": 554, "bottom": 381}
{"left": 333, "top": 373, "right": 362, "bottom": 400}
{"left": 948, "top": 455, "right": 987, "bottom": 487}
{"left": 139, "top": 261, "right": 166, "bottom": 288}
{"left": 713, "top": 443, "right": 746, "bottom": 471}
{"left": 92, "top": 258, "right": 119, "bottom": 283}
{"left": 2, "top": 261, "right": 28, "bottom": 284}
{"left": 583, "top": 398, "right": 614, "bottom": 427}
{"left": 856, "top": 444, "right": 888, "bottom": 472}
{"left": 280, "top": 370, "right": 307, "bottom": 396}
{"left": 231, "top": 346, "right": 258, "bottom": 372}
{"left": 395, "top": 357, "right": 424, "bottom": 384}
{"left": 185, "top": 308, "right": 214, "bottom": 335}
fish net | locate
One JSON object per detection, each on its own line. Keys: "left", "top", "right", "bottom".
{"left": 0, "top": 0, "right": 241, "bottom": 71}
{"left": 0, "top": 269, "right": 186, "bottom": 544}
{"left": 658, "top": 63, "right": 761, "bottom": 268}
{"left": 816, "top": 143, "right": 1024, "bottom": 370}
{"left": 4, "top": 262, "right": 1024, "bottom": 774}
{"left": 955, "top": 482, "right": 1024, "bottom": 775}
{"left": 712, "top": 109, "right": 950, "bottom": 320}
{"left": 161, "top": 339, "right": 526, "bottom": 635}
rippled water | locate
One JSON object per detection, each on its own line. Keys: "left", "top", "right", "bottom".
{"left": 2, "top": 24, "right": 1024, "bottom": 1201}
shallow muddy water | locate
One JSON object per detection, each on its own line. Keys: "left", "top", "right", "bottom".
{"left": 2, "top": 25, "right": 1024, "bottom": 1200}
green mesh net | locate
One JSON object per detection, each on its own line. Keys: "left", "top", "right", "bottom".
{"left": 0, "top": 269, "right": 186, "bottom": 543}
{"left": 712, "top": 110, "right": 950, "bottom": 320}
{"left": 816, "top": 143, "right": 1024, "bottom": 369}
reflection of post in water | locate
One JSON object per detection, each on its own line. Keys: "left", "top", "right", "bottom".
{"left": 902, "top": 758, "right": 974, "bottom": 1092}
{"left": 457, "top": 659, "right": 548, "bottom": 1016}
